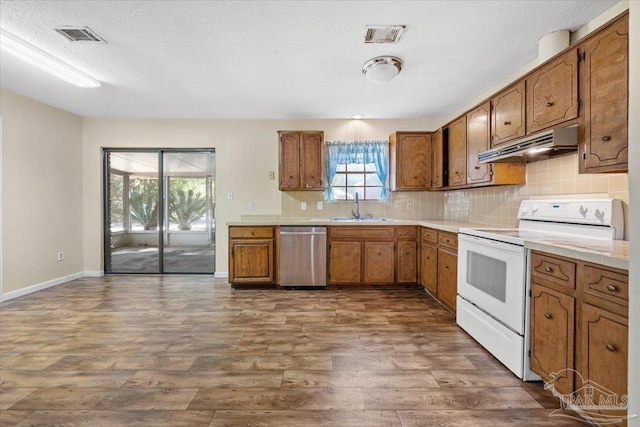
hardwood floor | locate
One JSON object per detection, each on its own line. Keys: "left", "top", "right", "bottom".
{"left": 0, "top": 276, "right": 586, "bottom": 426}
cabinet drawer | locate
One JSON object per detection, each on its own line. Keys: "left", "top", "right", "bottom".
{"left": 580, "top": 263, "right": 628, "bottom": 306}
{"left": 398, "top": 226, "right": 418, "bottom": 240}
{"left": 421, "top": 227, "right": 438, "bottom": 244}
{"left": 531, "top": 252, "right": 576, "bottom": 289}
{"left": 329, "top": 226, "right": 395, "bottom": 239}
{"left": 438, "top": 232, "right": 458, "bottom": 251}
{"left": 229, "top": 226, "right": 274, "bottom": 239}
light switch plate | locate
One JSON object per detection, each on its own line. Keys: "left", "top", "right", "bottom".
{"left": 301, "top": 202, "right": 307, "bottom": 211}
{"left": 317, "top": 201, "right": 323, "bottom": 210}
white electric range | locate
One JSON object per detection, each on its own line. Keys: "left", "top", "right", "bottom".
{"left": 456, "top": 198, "right": 624, "bottom": 380}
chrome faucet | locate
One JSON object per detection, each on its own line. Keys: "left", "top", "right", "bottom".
{"left": 351, "top": 192, "right": 360, "bottom": 219}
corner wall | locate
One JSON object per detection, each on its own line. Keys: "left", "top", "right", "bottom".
{"left": 0, "top": 89, "right": 84, "bottom": 297}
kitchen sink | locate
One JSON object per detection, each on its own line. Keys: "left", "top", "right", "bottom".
{"left": 329, "top": 217, "right": 391, "bottom": 222}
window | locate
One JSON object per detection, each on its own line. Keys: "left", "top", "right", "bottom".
{"left": 324, "top": 141, "right": 389, "bottom": 201}
{"left": 330, "top": 162, "right": 384, "bottom": 200}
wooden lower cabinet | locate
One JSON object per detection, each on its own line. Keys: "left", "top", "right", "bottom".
{"left": 530, "top": 251, "right": 629, "bottom": 424}
{"left": 328, "top": 241, "right": 361, "bottom": 283}
{"left": 327, "top": 226, "right": 418, "bottom": 285}
{"left": 530, "top": 283, "right": 575, "bottom": 395}
{"left": 579, "top": 303, "right": 628, "bottom": 423}
{"left": 437, "top": 248, "right": 457, "bottom": 311}
{"left": 419, "top": 227, "right": 457, "bottom": 311}
{"left": 364, "top": 241, "right": 395, "bottom": 284}
{"left": 229, "top": 226, "right": 276, "bottom": 284}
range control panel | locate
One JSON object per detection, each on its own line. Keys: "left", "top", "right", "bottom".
{"left": 518, "top": 199, "right": 623, "bottom": 228}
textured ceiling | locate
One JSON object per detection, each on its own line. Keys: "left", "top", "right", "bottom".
{"left": 0, "top": 0, "right": 620, "bottom": 119}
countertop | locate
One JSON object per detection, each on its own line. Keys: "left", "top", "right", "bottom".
{"left": 227, "top": 217, "right": 629, "bottom": 271}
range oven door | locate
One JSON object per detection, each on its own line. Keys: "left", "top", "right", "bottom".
{"left": 457, "top": 233, "right": 526, "bottom": 334}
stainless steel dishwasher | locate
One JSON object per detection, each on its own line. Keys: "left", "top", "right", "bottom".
{"left": 278, "top": 226, "right": 327, "bottom": 287}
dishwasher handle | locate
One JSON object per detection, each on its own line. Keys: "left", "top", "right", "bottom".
{"left": 279, "top": 231, "right": 327, "bottom": 236}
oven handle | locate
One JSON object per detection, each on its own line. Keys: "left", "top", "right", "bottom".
{"left": 458, "top": 234, "right": 525, "bottom": 254}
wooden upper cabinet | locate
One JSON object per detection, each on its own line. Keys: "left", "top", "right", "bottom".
{"left": 466, "top": 102, "right": 492, "bottom": 185}
{"left": 490, "top": 81, "right": 526, "bottom": 147}
{"left": 579, "top": 13, "right": 628, "bottom": 174}
{"left": 432, "top": 128, "right": 445, "bottom": 189}
{"left": 389, "top": 132, "right": 432, "bottom": 191}
{"left": 526, "top": 49, "right": 579, "bottom": 133}
{"left": 447, "top": 117, "right": 467, "bottom": 188}
{"left": 278, "top": 131, "right": 324, "bottom": 191}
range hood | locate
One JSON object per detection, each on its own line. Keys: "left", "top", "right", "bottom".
{"left": 478, "top": 126, "right": 578, "bottom": 164}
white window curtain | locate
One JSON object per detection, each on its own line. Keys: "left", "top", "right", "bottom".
{"left": 323, "top": 140, "right": 389, "bottom": 201}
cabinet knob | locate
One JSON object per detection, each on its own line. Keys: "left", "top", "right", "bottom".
{"left": 544, "top": 313, "right": 552, "bottom": 320}
{"left": 546, "top": 101, "right": 554, "bottom": 107}
{"left": 606, "top": 284, "right": 618, "bottom": 292}
{"left": 601, "top": 135, "right": 612, "bottom": 142}
{"left": 544, "top": 266, "right": 552, "bottom": 273}
{"left": 605, "top": 343, "right": 616, "bottom": 352}
{"left": 504, "top": 121, "right": 511, "bottom": 125}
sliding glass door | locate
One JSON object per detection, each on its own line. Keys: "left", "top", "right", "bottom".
{"left": 104, "top": 149, "right": 215, "bottom": 274}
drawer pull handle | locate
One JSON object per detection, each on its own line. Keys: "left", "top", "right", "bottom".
{"left": 474, "top": 166, "right": 481, "bottom": 169}
{"left": 504, "top": 121, "right": 511, "bottom": 125}
{"left": 602, "top": 135, "right": 611, "bottom": 142}
{"left": 546, "top": 101, "right": 554, "bottom": 107}
{"left": 605, "top": 343, "right": 616, "bottom": 352}
{"left": 544, "top": 266, "right": 552, "bottom": 273}
{"left": 606, "top": 284, "right": 618, "bottom": 292}
{"left": 544, "top": 313, "right": 552, "bottom": 320}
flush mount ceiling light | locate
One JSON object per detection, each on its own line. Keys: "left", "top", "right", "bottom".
{"left": 362, "top": 56, "right": 402, "bottom": 83}
{"left": 0, "top": 28, "right": 101, "bottom": 88}
{"left": 351, "top": 114, "right": 364, "bottom": 120}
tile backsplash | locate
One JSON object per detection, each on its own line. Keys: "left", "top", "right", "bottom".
{"left": 252, "top": 152, "right": 629, "bottom": 239}
{"left": 444, "top": 153, "right": 629, "bottom": 238}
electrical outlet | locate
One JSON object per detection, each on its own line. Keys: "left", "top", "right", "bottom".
{"left": 406, "top": 202, "right": 413, "bottom": 211}
{"left": 268, "top": 171, "right": 275, "bottom": 180}
{"left": 57, "top": 252, "right": 64, "bottom": 261}
{"left": 317, "top": 201, "right": 323, "bottom": 211}
{"left": 227, "top": 192, "right": 233, "bottom": 200}
{"left": 248, "top": 202, "right": 254, "bottom": 211}
{"left": 301, "top": 202, "right": 307, "bottom": 211}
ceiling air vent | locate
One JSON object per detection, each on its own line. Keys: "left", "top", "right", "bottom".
{"left": 364, "top": 25, "right": 406, "bottom": 44}
{"left": 55, "top": 27, "right": 106, "bottom": 43}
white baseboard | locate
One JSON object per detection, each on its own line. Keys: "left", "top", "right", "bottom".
{"left": 214, "top": 271, "right": 229, "bottom": 279}
{"left": 84, "top": 271, "right": 105, "bottom": 277}
{"left": 1, "top": 271, "right": 84, "bottom": 302}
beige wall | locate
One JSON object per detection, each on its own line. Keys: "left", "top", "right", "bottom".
{"left": 81, "top": 118, "right": 438, "bottom": 274}
{"left": 0, "top": 90, "right": 84, "bottom": 294}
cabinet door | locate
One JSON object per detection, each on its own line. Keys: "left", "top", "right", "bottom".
{"left": 491, "top": 81, "right": 526, "bottom": 147}
{"left": 448, "top": 117, "right": 467, "bottom": 188}
{"left": 466, "top": 102, "right": 492, "bottom": 185}
{"left": 364, "top": 241, "right": 395, "bottom": 284}
{"left": 328, "top": 241, "right": 361, "bottom": 284}
{"left": 526, "top": 49, "right": 579, "bottom": 133}
{"left": 420, "top": 243, "right": 437, "bottom": 295}
{"left": 579, "top": 15, "right": 628, "bottom": 173}
{"left": 301, "top": 132, "right": 324, "bottom": 189}
{"left": 530, "top": 283, "right": 575, "bottom": 394}
{"left": 437, "top": 249, "right": 457, "bottom": 311}
{"left": 396, "top": 133, "right": 431, "bottom": 190}
{"left": 432, "top": 129, "right": 444, "bottom": 189}
{"left": 229, "top": 239, "right": 274, "bottom": 283}
{"left": 397, "top": 240, "right": 417, "bottom": 283}
{"left": 580, "top": 303, "right": 628, "bottom": 422}
{"left": 279, "top": 132, "right": 301, "bottom": 190}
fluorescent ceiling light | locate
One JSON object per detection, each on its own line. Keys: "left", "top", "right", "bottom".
{"left": 0, "top": 28, "right": 100, "bottom": 88}
{"left": 351, "top": 114, "right": 364, "bottom": 120}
